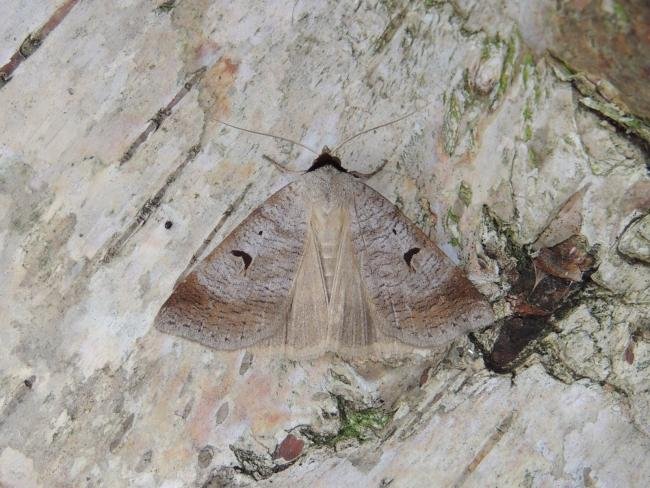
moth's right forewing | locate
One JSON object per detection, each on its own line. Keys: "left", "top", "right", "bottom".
{"left": 154, "top": 181, "right": 309, "bottom": 349}
{"left": 348, "top": 179, "right": 494, "bottom": 347}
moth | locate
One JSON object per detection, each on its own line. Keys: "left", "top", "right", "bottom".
{"left": 154, "top": 149, "right": 494, "bottom": 356}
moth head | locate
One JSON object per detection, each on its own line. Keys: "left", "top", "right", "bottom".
{"left": 306, "top": 150, "right": 347, "bottom": 173}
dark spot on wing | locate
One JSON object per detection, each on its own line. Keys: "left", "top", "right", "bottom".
{"left": 231, "top": 250, "right": 252, "bottom": 270}
{"left": 403, "top": 247, "right": 420, "bottom": 270}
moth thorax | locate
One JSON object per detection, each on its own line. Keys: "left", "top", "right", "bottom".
{"left": 311, "top": 206, "right": 347, "bottom": 301}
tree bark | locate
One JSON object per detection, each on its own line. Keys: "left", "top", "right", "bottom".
{"left": 1, "top": 1, "right": 648, "bottom": 486}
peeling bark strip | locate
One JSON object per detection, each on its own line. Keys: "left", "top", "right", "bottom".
{"left": 373, "top": 6, "right": 409, "bottom": 54}
{"left": 102, "top": 144, "right": 202, "bottom": 264}
{"left": 0, "top": 0, "right": 80, "bottom": 88}
{"left": 155, "top": 0, "right": 176, "bottom": 14}
{"left": 453, "top": 412, "right": 514, "bottom": 487}
{"left": 119, "top": 67, "right": 207, "bottom": 164}
{"left": 229, "top": 446, "right": 281, "bottom": 480}
{"left": 549, "top": 54, "right": 650, "bottom": 153}
{"left": 109, "top": 412, "right": 135, "bottom": 453}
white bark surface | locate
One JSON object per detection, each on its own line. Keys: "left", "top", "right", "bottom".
{"left": 1, "top": 1, "right": 648, "bottom": 486}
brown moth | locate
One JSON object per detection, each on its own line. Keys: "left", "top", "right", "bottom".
{"left": 154, "top": 149, "right": 494, "bottom": 356}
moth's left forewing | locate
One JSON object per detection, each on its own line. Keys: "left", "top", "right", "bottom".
{"left": 154, "top": 180, "right": 310, "bottom": 350}
{"left": 347, "top": 177, "right": 494, "bottom": 347}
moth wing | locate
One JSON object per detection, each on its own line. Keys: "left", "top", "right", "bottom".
{"left": 327, "top": 223, "right": 376, "bottom": 348}
{"left": 154, "top": 181, "right": 309, "bottom": 349}
{"left": 348, "top": 180, "right": 494, "bottom": 347}
{"left": 283, "top": 227, "right": 329, "bottom": 350}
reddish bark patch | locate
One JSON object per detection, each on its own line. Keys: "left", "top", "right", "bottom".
{"left": 551, "top": 0, "right": 650, "bottom": 120}
{"left": 201, "top": 56, "right": 240, "bottom": 119}
{"left": 273, "top": 434, "right": 304, "bottom": 461}
{"left": 509, "top": 300, "right": 551, "bottom": 318}
{"left": 222, "top": 57, "right": 239, "bottom": 77}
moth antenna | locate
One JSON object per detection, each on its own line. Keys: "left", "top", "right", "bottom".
{"left": 262, "top": 154, "right": 303, "bottom": 174}
{"left": 332, "top": 109, "right": 418, "bottom": 154}
{"left": 348, "top": 159, "right": 389, "bottom": 179}
{"left": 216, "top": 120, "right": 319, "bottom": 155}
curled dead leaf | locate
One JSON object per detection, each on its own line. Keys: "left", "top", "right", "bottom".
{"left": 533, "top": 186, "right": 589, "bottom": 250}
{"left": 533, "top": 235, "right": 594, "bottom": 283}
